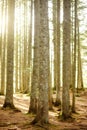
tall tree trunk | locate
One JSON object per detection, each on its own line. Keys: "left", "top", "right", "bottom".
{"left": 15, "top": 1, "right": 19, "bottom": 92}
{"left": 48, "top": 1, "right": 53, "bottom": 110}
{"left": 32, "top": 0, "right": 49, "bottom": 124}
{"left": 62, "top": 0, "right": 71, "bottom": 119}
{"left": 27, "top": 0, "right": 33, "bottom": 92}
{"left": 77, "top": 19, "right": 84, "bottom": 92}
{"left": 72, "top": 0, "right": 77, "bottom": 112}
{"left": 23, "top": 0, "right": 29, "bottom": 93}
{"left": 55, "top": 0, "right": 61, "bottom": 106}
{"left": 53, "top": 0, "right": 57, "bottom": 91}
{"left": 29, "top": 0, "right": 40, "bottom": 114}
{"left": 1, "top": 0, "right": 7, "bottom": 95}
{"left": 71, "top": 0, "right": 74, "bottom": 89}
{"left": 3, "top": 0, "right": 15, "bottom": 108}
{"left": 20, "top": 2, "right": 24, "bottom": 92}
{"left": 53, "top": 0, "right": 61, "bottom": 106}
{"left": 0, "top": 0, "right": 4, "bottom": 93}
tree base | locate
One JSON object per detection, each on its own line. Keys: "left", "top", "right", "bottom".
{"left": 28, "top": 108, "right": 37, "bottom": 114}
{"left": 28, "top": 98, "right": 38, "bottom": 114}
{"left": 72, "top": 108, "right": 76, "bottom": 113}
{"left": 76, "top": 87, "right": 85, "bottom": 93}
{"left": 3, "top": 102, "right": 20, "bottom": 112}
{"left": 0, "top": 92, "right": 4, "bottom": 95}
{"left": 31, "top": 116, "right": 49, "bottom": 125}
{"left": 54, "top": 100, "right": 61, "bottom": 107}
{"left": 59, "top": 112, "right": 72, "bottom": 121}
{"left": 60, "top": 111, "right": 72, "bottom": 120}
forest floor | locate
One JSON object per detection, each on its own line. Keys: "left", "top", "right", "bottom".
{"left": 0, "top": 89, "right": 87, "bottom": 130}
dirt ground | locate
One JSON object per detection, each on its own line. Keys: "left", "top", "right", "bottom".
{"left": 0, "top": 90, "right": 87, "bottom": 130}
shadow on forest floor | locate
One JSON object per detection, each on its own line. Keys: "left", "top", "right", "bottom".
{"left": 0, "top": 90, "right": 87, "bottom": 130}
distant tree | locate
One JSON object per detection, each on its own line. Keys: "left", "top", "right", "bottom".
{"left": 71, "top": 0, "right": 74, "bottom": 89}
{"left": 1, "top": 0, "right": 7, "bottom": 95}
{"left": 72, "top": 0, "right": 77, "bottom": 112}
{"left": 27, "top": 0, "right": 33, "bottom": 92}
{"left": 29, "top": 0, "right": 40, "bottom": 114}
{"left": 55, "top": 0, "right": 61, "bottom": 106}
{"left": 15, "top": 0, "right": 22, "bottom": 92}
{"left": 48, "top": 0, "right": 53, "bottom": 110}
{"left": 53, "top": 0, "right": 61, "bottom": 106}
{"left": 53, "top": 0, "right": 57, "bottom": 91}
{"left": 23, "top": 0, "right": 29, "bottom": 93}
{"left": 27, "top": 1, "right": 32, "bottom": 67}
{"left": 3, "top": 0, "right": 15, "bottom": 108}
{"left": 62, "top": 0, "right": 71, "bottom": 119}
{"left": 77, "top": 19, "right": 84, "bottom": 92}
{"left": 15, "top": 0, "right": 19, "bottom": 92}
{"left": 0, "top": 0, "right": 4, "bottom": 94}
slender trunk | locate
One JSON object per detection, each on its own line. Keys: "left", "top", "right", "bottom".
{"left": 77, "top": 19, "right": 84, "bottom": 92}
{"left": 1, "top": 0, "right": 6, "bottom": 95}
{"left": 53, "top": 0, "right": 57, "bottom": 91}
{"left": 55, "top": 0, "right": 61, "bottom": 106}
{"left": 72, "top": 0, "right": 77, "bottom": 112}
{"left": 27, "top": 0, "right": 33, "bottom": 92}
{"left": 3, "top": 0, "right": 15, "bottom": 108}
{"left": 62, "top": 0, "right": 71, "bottom": 119}
{"left": 29, "top": 0, "right": 40, "bottom": 114}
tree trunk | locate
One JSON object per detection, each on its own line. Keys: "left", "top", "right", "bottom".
{"left": 3, "top": 0, "right": 15, "bottom": 109}
{"left": 55, "top": 0, "right": 61, "bottom": 106}
{"left": 32, "top": 0, "right": 49, "bottom": 124}
{"left": 53, "top": 0, "right": 57, "bottom": 91}
{"left": 62, "top": 0, "right": 71, "bottom": 119}
{"left": 77, "top": 19, "right": 84, "bottom": 92}
{"left": 72, "top": 0, "right": 77, "bottom": 112}
{"left": 1, "top": 0, "right": 6, "bottom": 95}
{"left": 29, "top": 0, "right": 40, "bottom": 114}
{"left": 27, "top": 0, "right": 33, "bottom": 92}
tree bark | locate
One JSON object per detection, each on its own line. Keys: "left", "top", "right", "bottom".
{"left": 3, "top": 0, "right": 15, "bottom": 109}
{"left": 62, "top": 0, "right": 71, "bottom": 119}
{"left": 32, "top": 0, "right": 49, "bottom": 124}
{"left": 29, "top": 0, "right": 40, "bottom": 114}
